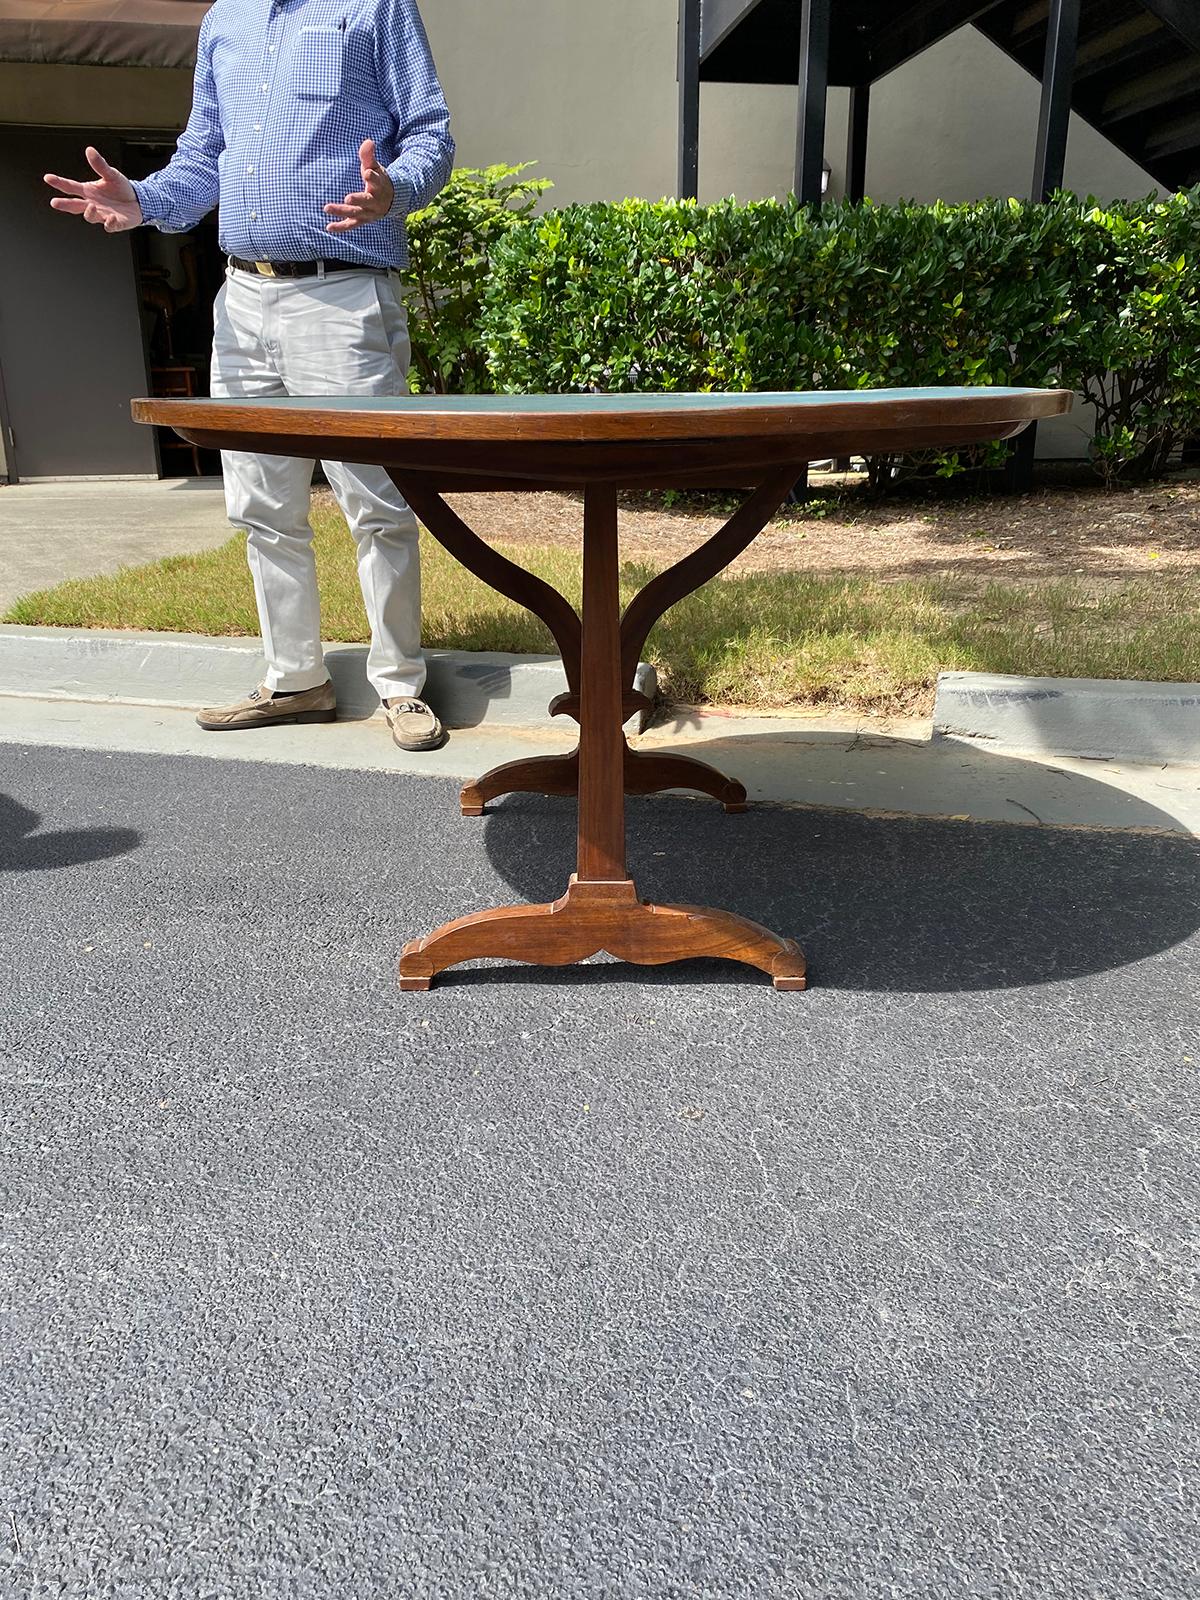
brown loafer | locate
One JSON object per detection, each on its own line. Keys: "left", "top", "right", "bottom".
{"left": 196, "top": 681, "right": 337, "bottom": 731}
{"left": 384, "top": 697, "right": 447, "bottom": 751}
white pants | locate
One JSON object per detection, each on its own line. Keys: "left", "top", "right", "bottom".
{"left": 210, "top": 265, "right": 424, "bottom": 701}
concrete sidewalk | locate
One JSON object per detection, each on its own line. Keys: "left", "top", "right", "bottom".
{"left": 2, "top": 625, "right": 1199, "bottom": 835}
{"left": 2, "top": 692, "right": 1198, "bottom": 836}
{"left": 0, "top": 478, "right": 229, "bottom": 611}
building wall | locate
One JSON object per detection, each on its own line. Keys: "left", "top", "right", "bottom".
{"left": 422, "top": 2, "right": 1156, "bottom": 206}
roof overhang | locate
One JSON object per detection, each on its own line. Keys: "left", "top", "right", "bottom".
{"left": 0, "top": 0, "right": 205, "bottom": 70}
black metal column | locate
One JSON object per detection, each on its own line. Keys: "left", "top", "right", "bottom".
{"left": 1032, "top": 0, "right": 1081, "bottom": 201}
{"left": 1010, "top": 0, "right": 1081, "bottom": 492}
{"left": 678, "top": 0, "right": 701, "bottom": 201}
{"left": 835, "top": 82, "right": 871, "bottom": 469}
{"left": 795, "top": 0, "right": 831, "bottom": 205}
{"left": 846, "top": 83, "right": 870, "bottom": 203}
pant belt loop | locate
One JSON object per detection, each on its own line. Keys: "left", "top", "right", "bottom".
{"left": 316, "top": 261, "right": 326, "bottom": 281}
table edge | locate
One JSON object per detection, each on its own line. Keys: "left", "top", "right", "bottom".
{"left": 131, "top": 389, "right": 1075, "bottom": 444}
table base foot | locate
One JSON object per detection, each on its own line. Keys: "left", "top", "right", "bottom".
{"left": 624, "top": 749, "right": 748, "bottom": 813}
{"left": 398, "top": 876, "right": 807, "bottom": 990}
{"left": 459, "top": 746, "right": 747, "bottom": 816}
{"left": 398, "top": 973, "right": 434, "bottom": 992}
{"left": 460, "top": 752, "right": 579, "bottom": 816}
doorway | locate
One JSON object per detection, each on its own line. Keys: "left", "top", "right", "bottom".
{"left": 123, "top": 137, "right": 225, "bottom": 478}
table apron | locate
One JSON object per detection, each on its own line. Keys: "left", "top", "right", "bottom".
{"left": 165, "top": 421, "right": 1028, "bottom": 486}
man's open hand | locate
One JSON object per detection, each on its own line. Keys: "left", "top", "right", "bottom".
{"left": 44, "top": 147, "right": 142, "bottom": 232}
{"left": 324, "top": 139, "right": 395, "bottom": 232}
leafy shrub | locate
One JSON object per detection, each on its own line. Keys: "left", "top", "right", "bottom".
{"left": 476, "top": 190, "right": 1200, "bottom": 483}
{"left": 783, "top": 195, "right": 1086, "bottom": 484}
{"left": 480, "top": 197, "right": 817, "bottom": 394}
{"left": 1071, "top": 194, "right": 1200, "bottom": 482}
{"left": 405, "top": 163, "right": 551, "bottom": 394}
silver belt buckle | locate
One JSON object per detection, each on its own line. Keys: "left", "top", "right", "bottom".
{"left": 254, "top": 261, "right": 276, "bottom": 277}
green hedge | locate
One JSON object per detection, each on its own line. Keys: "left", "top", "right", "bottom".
{"left": 405, "top": 163, "right": 551, "bottom": 394}
{"left": 471, "top": 191, "right": 1200, "bottom": 483}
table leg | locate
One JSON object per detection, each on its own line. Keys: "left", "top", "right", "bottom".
{"left": 398, "top": 479, "right": 807, "bottom": 990}
{"left": 577, "top": 484, "right": 626, "bottom": 882}
{"left": 460, "top": 752, "right": 580, "bottom": 816}
{"left": 398, "top": 881, "right": 806, "bottom": 989}
{"left": 622, "top": 749, "right": 748, "bottom": 812}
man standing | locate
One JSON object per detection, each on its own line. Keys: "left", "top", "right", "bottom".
{"left": 45, "top": 0, "right": 454, "bottom": 751}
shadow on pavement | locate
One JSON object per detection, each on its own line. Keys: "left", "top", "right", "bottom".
{"left": 476, "top": 759, "right": 1200, "bottom": 993}
{"left": 0, "top": 794, "right": 141, "bottom": 873}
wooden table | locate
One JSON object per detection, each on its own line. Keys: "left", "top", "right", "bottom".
{"left": 134, "top": 387, "right": 1071, "bottom": 990}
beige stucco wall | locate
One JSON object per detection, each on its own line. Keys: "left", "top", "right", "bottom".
{"left": 422, "top": 1, "right": 1156, "bottom": 206}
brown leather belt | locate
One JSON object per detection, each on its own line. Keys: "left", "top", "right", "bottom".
{"left": 227, "top": 255, "right": 391, "bottom": 278}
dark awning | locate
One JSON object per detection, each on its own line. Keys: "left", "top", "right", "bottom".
{"left": 0, "top": 0, "right": 206, "bottom": 70}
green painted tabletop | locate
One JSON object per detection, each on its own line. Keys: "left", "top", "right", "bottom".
{"left": 169, "top": 387, "right": 1061, "bottom": 414}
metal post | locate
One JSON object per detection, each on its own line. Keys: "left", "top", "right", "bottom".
{"left": 846, "top": 83, "right": 870, "bottom": 203}
{"left": 1010, "top": 0, "right": 1081, "bottom": 491}
{"left": 836, "top": 83, "right": 863, "bottom": 468}
{"left": 1032, "top": 0, "right": 1081, "bottom": 201}
{"left": 837, "top": 84, "right": 864, "bottom": 462}
{"left": 795, "top": 0, "right": 831, "bottom": 206}
{"left": 1004, "top": 425, "right": 1038, "bottom": 495}
{"left": 0, "top": 356, "right": 16, "bottom": 484}
{"left": 678, "top": 0, "right": 701, "bottom": 200}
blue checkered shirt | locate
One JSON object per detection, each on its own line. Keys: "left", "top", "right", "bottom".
{"left": 131, "top": 0, "right": 453, "bottom": 269}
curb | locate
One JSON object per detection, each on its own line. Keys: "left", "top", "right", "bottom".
{"left": 934, "top": 670, "right": 1200, "bottom": 764}
{"left": 0, "top": 625, "right": 658, "bottom": 732}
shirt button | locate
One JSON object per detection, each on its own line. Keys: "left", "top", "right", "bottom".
{"left": 249, "top": 211, "right": 258, "bottom": 220}
{"left": 261, "top": 83, "right": 268, "bottom": 92}
{"left": 247, "top": 165, "right": 254, "bottom": 174}
{"left": 253, "top": 124, "right": 261, "bottom": 132}
{"left": 268, "top": 45, "right": 276, "bottom": 52}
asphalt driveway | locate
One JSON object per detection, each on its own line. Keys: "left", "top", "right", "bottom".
{"left": 2, "top": 744, "right": 1196, "bottom": 1598}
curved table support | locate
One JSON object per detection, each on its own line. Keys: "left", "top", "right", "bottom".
{"left": 623, "top": 748, "right": 748, "bottom": 811}
{"left": 548, "top": 689, "right": 653, "bottom": 724}
{"left": 460, "top": 751, "right": 580, "bottom": 816}
{"left": 619, "top": 468, "right": 798, "bottom": 685}
{"left": 459, "top": 746, "right": 746, "bottom": 816}
{"left": 394, "top": 474, "right": 583, "bottom": 692}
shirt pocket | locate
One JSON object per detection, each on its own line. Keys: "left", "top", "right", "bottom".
{"left": 293, "top": 26, "right": 345, "bottom": 100}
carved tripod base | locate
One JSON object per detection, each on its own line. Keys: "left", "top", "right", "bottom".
{"left": 459, "top": 745, "right": 748, "bottom": 817}
{"left": 398, "top": 876, "right": 807, "bottom": 991}
{"left": 392, "top": 469, "right": 806, "bottom": 990}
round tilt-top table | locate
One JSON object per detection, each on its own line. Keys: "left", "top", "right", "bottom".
{"left": 133, "top": 387, "right": 1072, "bottom": 990}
